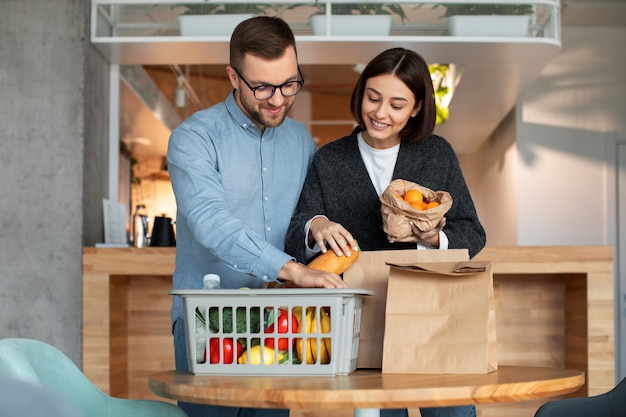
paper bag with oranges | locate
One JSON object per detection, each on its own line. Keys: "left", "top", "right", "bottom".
{"left": 380, "top": 179, "right": 452, "bottom": 240}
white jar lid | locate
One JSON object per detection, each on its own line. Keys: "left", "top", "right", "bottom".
{"left": 202, "top": 274, "right": 221, "bottom": 289}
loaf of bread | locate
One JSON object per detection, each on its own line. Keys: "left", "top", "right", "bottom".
{"left": 307, "top": 245, "right": 360, "bottom": 275}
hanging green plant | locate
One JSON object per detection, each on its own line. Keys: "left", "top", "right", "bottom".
{"left": 429, "top": 64, "right": 451, "bottom": 124}
{"left": 130, "top": 156, "right": 141, "bottom": 185}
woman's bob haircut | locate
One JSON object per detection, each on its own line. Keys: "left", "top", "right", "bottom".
{"left": 350, "top": 48, "right": 436, "bottom": 143}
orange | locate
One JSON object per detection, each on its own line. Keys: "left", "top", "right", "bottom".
{"left": 410, "top": 201, "right": 427, "bottom": 210}
{"left": 403, "top": 189, "right": 423, "bottom": 205}
{"left": 425, "top": 201, "right": 440, "bottom": 210}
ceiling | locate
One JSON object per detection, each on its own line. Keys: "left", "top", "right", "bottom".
{"left": 111, "top": 1, "right": 626, "bottom": 159}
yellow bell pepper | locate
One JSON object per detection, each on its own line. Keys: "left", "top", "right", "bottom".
{"left": 237, "top": 345, "right": 287, "bottom": 365}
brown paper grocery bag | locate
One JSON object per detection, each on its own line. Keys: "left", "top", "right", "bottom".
{"left": 380, "top": 179, "right": 453, "bottom": 240}
{"left": 343, "top": 249, "right": 469, "bottom": 369}
{"left": 382, "top": 261, "right": 497, "bottom": 374}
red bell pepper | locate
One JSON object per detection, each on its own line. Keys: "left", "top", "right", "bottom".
{"left": 209, "top": 337, "right": 242, "bottom": 364}
{"left": 264, "top": 308, "right": 298, "bottom": 351}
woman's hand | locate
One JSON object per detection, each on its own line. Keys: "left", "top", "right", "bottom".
{"left": 309, "top": 217, "right": 358, "bottom": 257}
{"left": 391, "top": 217, "right": 446, "bottom": 248}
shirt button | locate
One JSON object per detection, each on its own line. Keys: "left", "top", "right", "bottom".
{"left": 266, "top": 226, "right": 271, "bottom": 232}
{"left": 262, "top": 166, "right": 267, "bottom": 172}
{"left": 233, "top": 263, "right": 238, "bottom": 269}
{"left": 264, "top": 196, "right": 269, "bottom": 201}
{"left": 262, "top": 275, "right": 268, "bottom": 280}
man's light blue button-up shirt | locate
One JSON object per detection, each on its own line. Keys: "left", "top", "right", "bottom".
{"left": 167, "top": 91, "right": 316, "bottom": 323}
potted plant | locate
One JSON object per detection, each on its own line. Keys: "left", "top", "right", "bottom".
{"left": 443, "top": 3, "right": 534, "bottom": 37}
{"left": 175, "top": 2, "right": 275, "bottom": 36}
{"left": 309, "top": 2, "right": 408, "bottom": 36}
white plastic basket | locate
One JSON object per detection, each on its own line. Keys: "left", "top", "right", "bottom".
{"left": 169, "top": 288, "right": 373, "bottom": 375}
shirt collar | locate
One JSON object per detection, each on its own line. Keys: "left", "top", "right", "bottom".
{"left": 225, "top": 90, "right": 260, "bottom": 133}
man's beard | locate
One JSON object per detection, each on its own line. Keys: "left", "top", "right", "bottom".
{"left": 241, "top": 96, "right": 291, "bottom": 128}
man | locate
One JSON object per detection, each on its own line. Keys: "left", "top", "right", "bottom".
{"left": 167, "top": 16, "right": 347, "bottom": 417}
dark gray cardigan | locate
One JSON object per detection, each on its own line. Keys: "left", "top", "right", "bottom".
{"left": 285, "top": 128, "right": 486, "bottom": 261}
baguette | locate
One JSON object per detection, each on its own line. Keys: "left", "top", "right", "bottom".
{"left": 307, "top": 244, "right": 360, "bottom": 275}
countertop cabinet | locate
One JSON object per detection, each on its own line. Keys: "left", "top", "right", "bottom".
{"left": 82, "top": 245, "right": 615, "bottom": 416}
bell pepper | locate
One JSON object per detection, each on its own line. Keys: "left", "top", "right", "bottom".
{"left": 209, "top": 337, "right": 242, "bottom": 364}
{"left": 237, "top": 345, "right": 288, "bottom": 365}
{"left": 264, "top": 308, "right": 298, "bottom": 351}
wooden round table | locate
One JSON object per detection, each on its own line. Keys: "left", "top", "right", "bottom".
{"left": 149, "top": 366, "right": 584, "bottom": 417}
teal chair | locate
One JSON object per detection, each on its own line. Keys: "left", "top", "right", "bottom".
{"left": 0, "top": 375, "right": 84, "bottom": 417}
{"left": 0, "top": 338, "right": 188, "bottom": 417}
{"left": 534, "top": 376, "right": 626, "bottom": 417}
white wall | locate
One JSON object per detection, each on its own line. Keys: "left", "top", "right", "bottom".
{"left": 521, "top": 27, "right": 626, "bottom": 134}
{"left": 515, "top": 124, "right": 615, "bottom": 246}
{"left": 459, "top": 110, "right": 518, "bottom": 247}
{"left": 516, "top": 26, "right": 626, "bottom": 380}
{"left": 458, "top": 26, "right": 626, "bottom": 249}
{"left": 517, "top": 25, "right": 625, "bottom": 247}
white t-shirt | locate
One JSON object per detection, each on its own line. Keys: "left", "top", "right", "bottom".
{"left": 356, "top": 132, "right": 400, "bottom": 196}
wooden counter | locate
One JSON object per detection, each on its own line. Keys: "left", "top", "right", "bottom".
{"left": 82, "top": 246, "right": 615, "bottom": 416}
{"left": 82, "top": 247, "right": 176, "bottom": 399}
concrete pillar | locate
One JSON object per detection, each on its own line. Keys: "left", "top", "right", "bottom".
{"left": 0, "top": 0, "right": 109, "bottom": 365}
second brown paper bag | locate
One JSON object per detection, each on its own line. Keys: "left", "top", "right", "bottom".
{"left": 382, "top": 261, "right": 497, "bottom": 374}
{"left": 343, "top": 249, "right": 469, "bottom": 369}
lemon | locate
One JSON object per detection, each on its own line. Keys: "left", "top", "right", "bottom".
{"left": 238, "top": 345, "right": 275, "bottom": 365}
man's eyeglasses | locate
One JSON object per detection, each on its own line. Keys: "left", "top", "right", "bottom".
{"left": 233, "top": 67, "right": 305, "bottom": 100}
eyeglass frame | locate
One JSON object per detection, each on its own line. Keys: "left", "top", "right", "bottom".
{"left": 232, "top": 66, "right": 305, "bottom": 100}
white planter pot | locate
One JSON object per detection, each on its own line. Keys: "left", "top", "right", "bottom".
{"left": 448, "top": 15, "right": 530, "bottom": 37}
{"left": 177, "top": 14, "right": 254, "bottom": 36}
{"left": 310, "top": 15, "right": 393, "bottom": 36}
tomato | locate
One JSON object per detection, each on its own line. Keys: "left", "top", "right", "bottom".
{"left": 264, "top": 308, "right": 298, "bottom": 351}
{"left": 209, "top": 337, "right": 242, "bottom": 364}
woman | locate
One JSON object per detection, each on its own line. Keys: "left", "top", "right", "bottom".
{"left": 285, "top": 47, "right": 485, "bottom": 417}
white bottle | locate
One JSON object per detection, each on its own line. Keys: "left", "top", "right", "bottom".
{"left": 131, "top": 204, "right": 149, "bottom": 248}
{"left": 203, "top": 274, "right": 221, "bottom": 289}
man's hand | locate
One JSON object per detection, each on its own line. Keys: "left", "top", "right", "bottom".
{"left": 277, "top": 260, "right": 348, "bottom": 289}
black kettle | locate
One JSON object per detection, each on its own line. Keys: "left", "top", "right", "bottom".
{"left": 151, "top": 215, "right": 176, "bottom": 247}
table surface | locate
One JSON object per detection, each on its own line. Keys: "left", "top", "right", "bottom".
{"left": 148, "top": 366, "right": 585, "bottom": 410}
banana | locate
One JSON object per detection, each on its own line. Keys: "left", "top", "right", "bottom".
{"left": 318, "top": 340, "right": 330, "bottom": 364}
{"left": 305, "top": 308, "right": 316, "bottom": 364}
{"left": 295, "top": 307, "right": 332, "bottom": 365}
{"left": 295, "top": 307, "right": 314, "bottom": 363}
{"left": 293, "top": 306, "right": 303, "bottom": 362}
{"left": 319, "top": 308, "right": 332, "bottom": 364}
{"left": 292, "top": 306, "right": 302, "bottom": 327}
{"left": 295, "top": 307, "right": 304, "bottom": 362}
